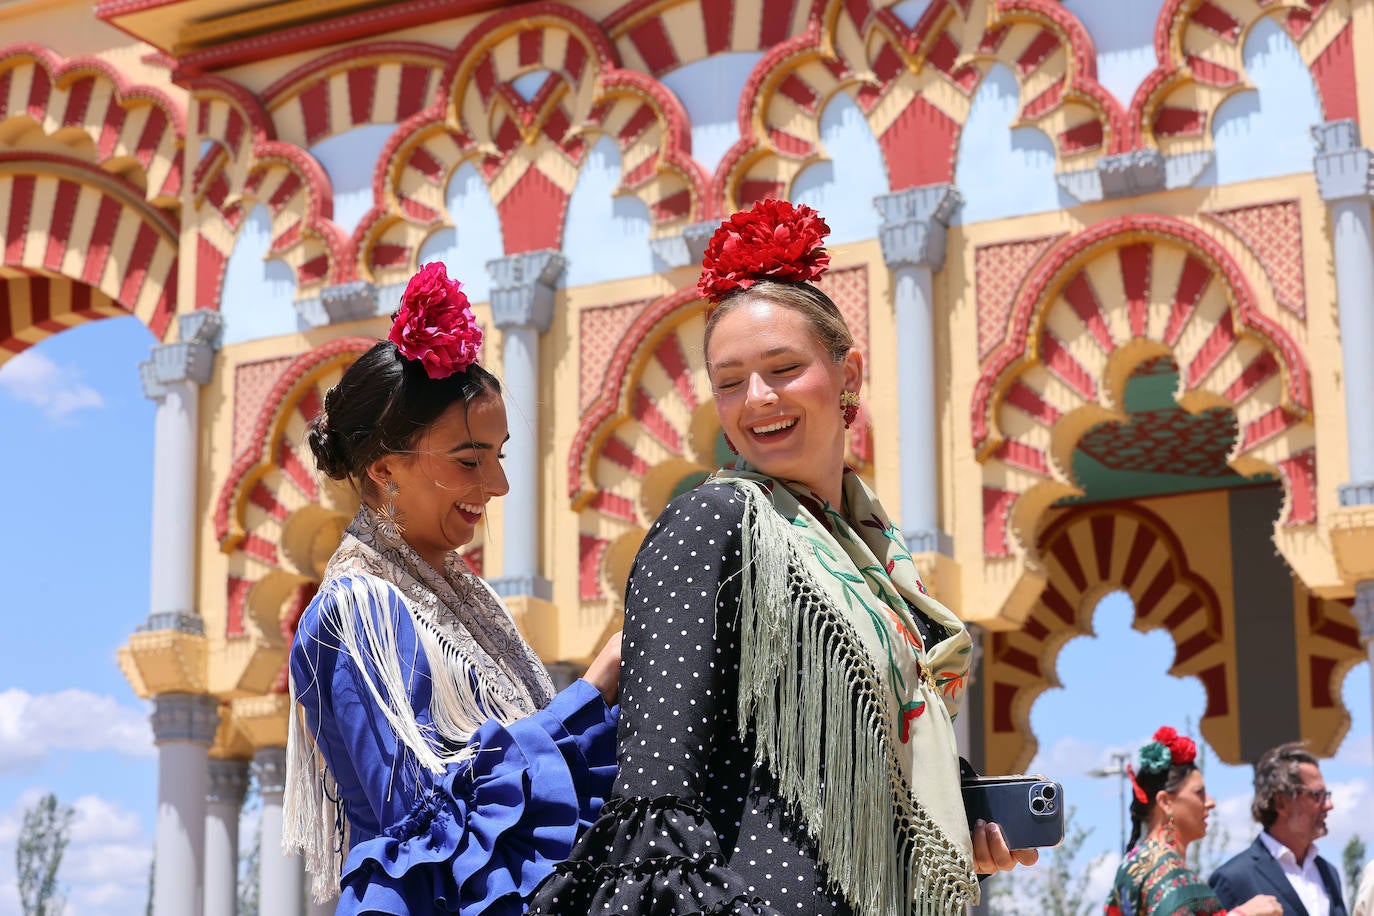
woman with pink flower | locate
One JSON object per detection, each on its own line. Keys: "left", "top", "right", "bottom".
{"left": 1104, "top": 727, "right": 1281, "bottom": 916}
{"left": 531, "top": 200, "right": 1032, "bottom": 916}
{"left": 282, "top": 262, "right": 621, "bottom": 916}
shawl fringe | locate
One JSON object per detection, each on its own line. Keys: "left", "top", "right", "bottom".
{"left": 731, "top": 483, "right": 978, "bottom": 916}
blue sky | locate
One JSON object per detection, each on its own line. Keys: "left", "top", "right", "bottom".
{"left": 0, "top": 317, "right": 1369, "bottom": 914}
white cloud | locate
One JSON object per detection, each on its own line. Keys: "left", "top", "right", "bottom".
{"left": 0, "top": 688, "right": 153, "bottom": 774}
{"left": 0, "top": 349, "right": 105, "bottom": 421}
{"left": 0, "top": 790, "right": 152, "bottom": 916}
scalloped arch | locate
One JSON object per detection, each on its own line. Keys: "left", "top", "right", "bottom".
{"left": 190, "top": 77, "right": 350, "bottom": 306}
{"left": 353, "top": 4, "right": 706, "bottom": 284}
{"left": 1125, "top": 0, "right": 1354, "bottom": 155}
{"left": 0, "top": 157, "right": 179, "bottom": 359}
{"left": 714, "top": 0, "right": 1127, "bottom": 208}
{"left": 0, "top": 43, "right": 186, "bottom": 204}
{"left": 982, "top": 503, "right": 1238, "bottom": 772}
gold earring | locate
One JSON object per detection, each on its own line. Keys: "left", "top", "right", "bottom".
{"left": 375, "top": 479, "right": 405, "bottom": 538}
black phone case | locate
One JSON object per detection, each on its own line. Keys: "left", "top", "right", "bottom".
{"left": 961, "top": 775, "right": 1065, "bottom": 849}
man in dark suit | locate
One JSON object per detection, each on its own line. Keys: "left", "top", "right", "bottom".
{"left": 1210, "top": 742, "right": 1347, "bottom": 916}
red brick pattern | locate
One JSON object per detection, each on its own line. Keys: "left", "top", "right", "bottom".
{"left": 1205, "top": 200, "right": 1307, "bottom": 320}
{"left": 975, "top": 236, "right": 1063, "bottom": 361}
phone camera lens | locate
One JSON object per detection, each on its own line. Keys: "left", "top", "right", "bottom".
{"left": 1039, "top": 784, "right": 1057, "bottom": 801}
{"left": 1030, "top": 797, "right": 1047, "bottom": 814}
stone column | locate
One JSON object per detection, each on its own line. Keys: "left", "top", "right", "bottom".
{"left": 1314, "top": 120, "right": 1374, "bottom": 504}
{"left": 485, "top": 250, "right": 566, "bottom": 602}
{"left": 874, "top": 185, "right": 961, "bottom": 562}
{"left": 139, "top": 312, "right": 225, "bottom": 916}
{"left": 150, "top": 694, "right": 220, "bottom": 916}
{"left": 255, "top": 747, "right": 303, "bottom": 916}
{"left": 204, "top": 758, "right": 250, "bottom": 916}
{"left": 1316, "top": 120, "right": 1374, "bottom": 757}
{"left": 139, "top": 311, "right": 223, "bottom": 632}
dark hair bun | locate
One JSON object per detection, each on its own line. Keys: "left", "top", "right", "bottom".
{"left": 306, "top": 413, "right": 352, "bottom": 481}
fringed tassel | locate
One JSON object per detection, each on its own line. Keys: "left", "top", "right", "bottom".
{"left": 731, "top": 486, "right": 978, "bottom": 916}
{"left": 283, "top": 683, "right": 346, "bottom": 903}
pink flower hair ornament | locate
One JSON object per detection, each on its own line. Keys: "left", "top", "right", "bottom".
{"left": 388, "top": 262, "right": 483, "bottom": 380}
{"left": 697, "top": 198, "right": 831, "bottom": 304}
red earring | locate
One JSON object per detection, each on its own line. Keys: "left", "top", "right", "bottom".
{"left": 840, "top": 390, "right": 860, "bottom": 429}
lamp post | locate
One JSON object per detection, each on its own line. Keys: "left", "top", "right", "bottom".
{"left": 1088, "top": 751, "right": 1132, "bottom": 854}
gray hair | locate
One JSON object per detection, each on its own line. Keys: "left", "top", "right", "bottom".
{"left": 1251, "top": 741, "right": 1318, "bottom": 828}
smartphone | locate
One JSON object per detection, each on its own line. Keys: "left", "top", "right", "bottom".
{"left": 961, "top": 774, "right": 1065, "bottom": 849}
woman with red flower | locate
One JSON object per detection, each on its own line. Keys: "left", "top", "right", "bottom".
{"left": 531, "top": 201, "right": 1032, "bottom": 916}
{"left": 282, "top": 262, "right": 621, "bottom": 916}
{"left": 1104, "top": 727, "right": 1281, "bottom": 916}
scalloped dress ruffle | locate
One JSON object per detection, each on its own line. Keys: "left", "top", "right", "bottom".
{"left": 336, "top": 688, "right": 616, "bottom": 916}
{"left": 529, "top": 796, "right": 783, "bottom": 916}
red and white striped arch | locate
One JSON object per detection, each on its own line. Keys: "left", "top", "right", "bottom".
{"left": 191, "top": 76, "right": 350, "bottom": 307}
{"left": 714, "top": 0, "right": 1126, "bottom": 208}
{"left": 1126, "top": 0, "right": 1355, "bottom": 156}
{"left": 261, "top": 42, "right": 450, "bottom": 149}
{"left": 0, "top": 157, "right": 179, "bottom": 361}
{"left": 0, "top": 44, "right": 185, "bottom": 204}
{"left": 355, "top": 4, "right": 706, "bottom": 286}
{"left": 973, "top": 215, "right": 1316, "bottom": 593}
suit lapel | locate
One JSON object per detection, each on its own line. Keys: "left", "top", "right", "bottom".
{"left": 1250, "top": 839, "right": 1310, "bottom": 916}
{"left": 1318, "top": 856, "right": 1348, "bottom": 916}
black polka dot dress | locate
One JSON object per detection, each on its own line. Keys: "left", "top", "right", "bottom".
{"left": 530, "top": 483, "right": 853, "bottom": 915}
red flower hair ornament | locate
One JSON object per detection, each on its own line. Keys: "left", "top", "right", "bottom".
{"left": 388, "top": 262, "right": 483, "bottom": 380}
{"left": 697, "top": 198, "right": 831, "bottom": 303}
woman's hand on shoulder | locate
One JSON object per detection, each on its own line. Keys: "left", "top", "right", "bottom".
{"left": 1231, "top": 894, "right": 1281, "bottom": 916}
{"left": 971, "top": 820, "right": 1039, "bottom": 873}
{"left": 582, "top": 631, "right": 622, "bottom": 706}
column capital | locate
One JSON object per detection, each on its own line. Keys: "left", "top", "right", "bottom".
{"left": 903, "top": 528, "right": 954, "bottom": 557}
{"left": 648, "top": 220, "right": 718, "bottom": 269}
{"left": 151, "top": 692, "right": 220, "bottom": 746}
{"left": 1313, "top": 119, "right": 1373, "bottom": 203}
{"left": 252, "top": 747, "right": 289, "bottom": 798}
{"left": 488, "top": 573, "right": 553, "bottom": 601}
{"left": 1097, "top": 149, "right": 1166, "bottom": 199}
{"left": 206, "top": 758, "right": 251, "bottom": 805}
{"left": 1339, "top": 481, "right": 1374, "bottom": 507}
{"left": 295, "top": 280, "right": 380, "bottom": 327}
{"left": 874, "top": 184, "right": 960, "bottom": 271}
{"left": 140, "top": 311, "right": 224, "bottom": 399}
{"left": 486, "top": 250, "right": 566, "bottom": 333}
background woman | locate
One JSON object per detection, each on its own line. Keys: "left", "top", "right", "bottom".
{"left": 283, "top": 262, "right": 620, "bottom": 916}
{"left": 1104, "top": 727, "right": 1280, "bottom": 916}
{"left": 531, "top": 200, "right": 1033, "bottom": 916}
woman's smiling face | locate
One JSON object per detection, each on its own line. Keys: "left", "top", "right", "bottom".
{"left": 368, "top": 391, "right": 510, "bottom": 570}
{"left": 707, "top": 296, "right": 861, "bottom": 506}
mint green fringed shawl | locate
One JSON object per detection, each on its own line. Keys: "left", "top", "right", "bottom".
{"left": 711, "top": 466, "right": 978, "bottom": 916}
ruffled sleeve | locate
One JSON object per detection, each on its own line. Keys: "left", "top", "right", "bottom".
{"left": 530, "top": 483, "right": 785, "bottom": 916}
{"left": 290, "top": 578, "right": 617, "bottom": 915}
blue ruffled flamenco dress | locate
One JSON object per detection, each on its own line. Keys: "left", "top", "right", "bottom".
{"left": 291, "top": 580, "right": 618, "bottom": 915}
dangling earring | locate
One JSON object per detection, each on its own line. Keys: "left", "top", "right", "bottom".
{"left": 723, "top": 433, "right": 738, "bottom": 455}
{"left": 840, "top": 390, "right": 860, "bottom": 429}
{"left": 375, "top": 479, "right": 406, "bottom": 538}
{"left": 1163, "top": 812, "right": 1179, "bottom": 851}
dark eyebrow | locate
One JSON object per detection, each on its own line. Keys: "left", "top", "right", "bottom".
{"left": 710, "top": 345, "right": 802, "bottom": 371}
{"left": 448, "top": 434, "right": 511, "bottom": 453}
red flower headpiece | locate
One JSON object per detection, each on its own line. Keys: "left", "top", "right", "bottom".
{"left": 388, "top": 262, "right": 483, "bottom": 380}
{"left": 697, "top": 198, "right": 831, "bottom": 304}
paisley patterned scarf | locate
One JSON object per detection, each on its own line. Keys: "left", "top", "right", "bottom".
{"left": 711, "top": 465, "right": 978, "bottom": 916}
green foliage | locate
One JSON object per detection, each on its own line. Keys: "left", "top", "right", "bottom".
{"left": 986, "top": 804, "right": 1100, "bottom": 916}
{"left": 237, "top": 771, "right": 261, "bottom": 916}
{"left": 1343, "top": 835, "right": 1366, "bottom": 912}
{"left": 15, "top": 792, "right": 74, "bottom": 916}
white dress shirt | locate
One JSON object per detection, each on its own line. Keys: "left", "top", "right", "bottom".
{"left": 1260, "top": 830, "right": 1331, "bottom": 916}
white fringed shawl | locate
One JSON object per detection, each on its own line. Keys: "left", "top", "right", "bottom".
{"left": 282, "top": 509, "right": 554, "bottom": 902}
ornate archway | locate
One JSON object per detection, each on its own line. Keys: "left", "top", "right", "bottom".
{"left": 972, "top": 214, "right": 1321, "bottom": 627}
